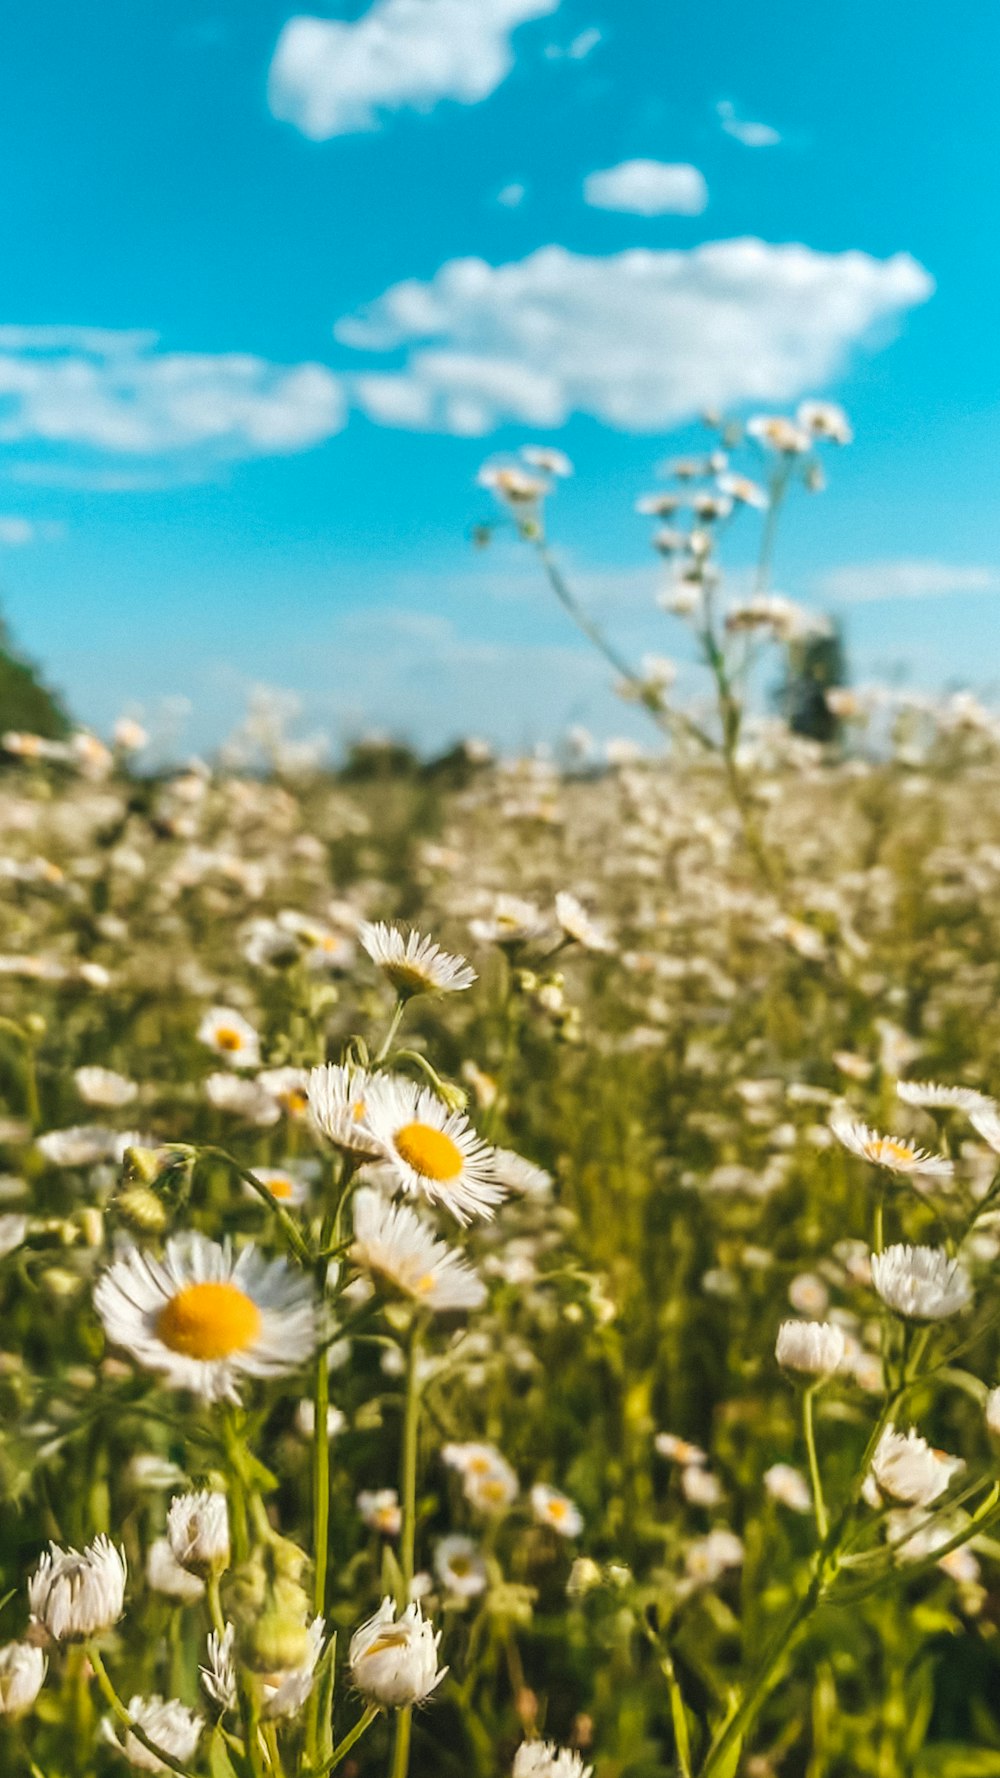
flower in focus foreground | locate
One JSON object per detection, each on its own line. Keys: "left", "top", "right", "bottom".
{"left": 94, "top": 1232, "right": 316, "bottom": 1402}
{"left": 349, "top": 1597, "right": 446, "bottom": 1708}
{"left": 361, "top": 1077, "right": 504, "bottom": 1224}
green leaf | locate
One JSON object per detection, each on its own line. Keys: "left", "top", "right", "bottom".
{"left": 209, "top": 1724, "right": 241, "bottom": 1778}
{"left": 916, "top": 1747, "right": 1000, "bottom": 1777}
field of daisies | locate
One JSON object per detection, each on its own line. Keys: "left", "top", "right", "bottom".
{"left": 5, "top": 416, "right": 1000, "bottom": 1778}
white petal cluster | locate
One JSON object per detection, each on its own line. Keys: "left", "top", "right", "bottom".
{"left": 764, "top": 1464, "right": 812, "bottom": 1513}
{"left": 107, "top": 1694, "right": 203, "bottom": 1772}
{"left": 145, "top": 1539, "right": 204, "bottom": 1603}
{"left": 349, "top": 1597, "right": 446, "bottom": 1708}
{"left": 359, "top": 922, "right": 476, "bottom": 994}
{"left": 513, "top": 1741, "right": 593, "bottom": 1778}
{"left": 29, "top": 1535, "right": 127, "bottom": 1641}
{"left": 359, "top": 1076, "right": 504, "bottom": 1224}
{"left": 167, "top": 1490, "right": 230, "bottom": 1576}
{"left": 442, "top": 1442, "right": 519, "bottom": 1513}
{"left": 0, "top": 1642, "right": 46, "bottom": 1716}
{"left": 554, "top": 892, "right": 613, "bottom": 954}
{"left": 530, "top": 1483, "right": 583, "bottom": 1537}
{"left": 352, "top": 1187, "right": 486, "bottom": 1313}
{"left": 829, "top": 1110, "right": 953, "bottom": 1178}
{"left": 307, "top": 1063, "right": 381, "bottom": 1156}
{"left": 201, "top": 1619, "right": 324, "bottom": 1720}
{"left": 775, "top": 1319, "right": 846, "bottom": 1377}
{"left": 896, "top": 1080, "right": 992, "bottom": 1114}
{"left": 866, "top": 1425, "right": 964, "bottom": 1507}
{"left": 870, "top": 1244, "right": 972, "bottom": 1321}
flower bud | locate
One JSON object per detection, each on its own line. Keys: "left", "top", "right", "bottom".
{"left": 0, "top": 1642, "right": 46, "bottom": 1716}
{"left": 116, "top": 1187, "right": 169, "bottom": 1233}
{"left": 349, "top": 1598, "right": 446, "bottom": 1708}
{"left": 166, "top": 1491, "right": 230, "bottom": 1578}
{"left": 28, "top": 1536, "right": 127, "bottom": 1641}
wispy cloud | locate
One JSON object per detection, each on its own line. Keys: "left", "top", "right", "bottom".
{"left": 268, "top": 0, "right": 558, "bottom": 141}
{"left": 717, "top": 101, "right": 781, "bottom": 148}
{"left": 340, "top": 239, "right": 933, "bottom": 435}
{"left": 817, "top": 560, "right": 1000, "bottom": 604}
{"left": 0, "top": 329, "right": 345, "bottom": 467}
{"left": 583, "top": 160, "right": 708, "bottom": 217}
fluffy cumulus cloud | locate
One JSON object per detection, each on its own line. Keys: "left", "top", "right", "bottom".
{"left": 338, "top": 239, "right": 934, "bottom": 435}
{"left": 0, "top": 328, "right": 345, "bottom": 463}
{"left": 584, "top": 160, "right": 708, "bottom": 216}
{"left": 268, "top": 0, "right": 558, "bottom": 140}
{"left": 818, "top": 560, "right": 1000, "bottom": 603}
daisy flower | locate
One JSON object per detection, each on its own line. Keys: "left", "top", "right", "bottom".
{"left": 360, "top": 1077, "right": 504, "bottom": 1224}
{"left": 349, "top": 1598, "right": 446, "bottom": 1708}
{"left": 870, "top": 1244, "right": 972, "bottom": 1321}
{"left": 29, "top": 1536, "right": 127, "bottom": 1641}
{"left": 146, "top": 1540, "right": 204, "bottom": 1604}
{"left": 434, "top": 1535, "right": 487, "bottom": 1599}
{"left": 256, "top": 1067, "right": 311, "bottom": 1118}
{"left": 764, "top": 1463, "right": 812, "bottom": 1513}
{"left": 358, "top": 1489, "right": 402, "bottom": 1536}
{"left": 0, "top": 1643, "right": 46, "bottom": 1717}
{"left": 747, "top": 414, "right": 811, "bottom": 454}
{"left": 166, "top": 1491, "right": 230, "bottom": 1576}
{"left": 895, "top": 1081, "right": 993, "bottom": 1114}
{"left": 829, "top": 1111, "right": 953, "bottom": 1179}
{"left": 358, "top": 922, "right": 476, "bottom": 996}
{"left": 514, "top": 1742, "right": 592, "bottom": 1778}
{"left": 307, "top": 1063, "right": 381, "bottom": 1158}
{"left": 248, "top": 1166, "right": 309, "bottom": 1208}
{"left": 203, "top": 1074, "right": 280, "bottom": 1127}
{"left": 554, "top": 891, "right": 613, "bottom": 954}
{"left": 775, "top": 1319, "right": 847, "bottom": 1377}
{"left": 654, "top": 1432, "right": 708, "bottom": 1467}
{"left": 103, "top": 1695, "right": 203, "bottom": 1772}
{"left": 477, "top": 463, "right": 549, "bottom": 504}
{"left": 352, "top": 1187, "right": 486, "bottom": 1313}
{"left": 202, "top": 1620, "right": 324, "bottom": 1720}
{"left": 717, "top": 471, "right": 769, "bottom": 509}
{"left": 797, "top": 399, "right": 853, "bottom": 444}
{"left": 442, "top": 1442, "right": 519, "bottom": 1513}
{"left": 468, "top": 894, "right": 549, "bottom": 948}
{"left": 491, "top": 1147, "right": 553, "bottom": 1198}
{"left": 73, "top": 1066, "right": 138, "bottom": 1109}
{"left": 196, "top": 1008, "right": 260, "bottom": 1070}
{"left": 94, "top": 1232, "right": 317, "bottom": 1403}
{"left": 530, "top": 1483, "right": 582, "bottom": 1537}
{"left": 865, "top": 1425, "right": 964, "bottom": 1507}
{"left": 521, "top": 445, "right": 573, "bottom": 478}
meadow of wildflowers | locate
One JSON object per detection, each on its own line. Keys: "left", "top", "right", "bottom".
{"left": 4, "top": 407, "right": 1000, "bottom": 1778}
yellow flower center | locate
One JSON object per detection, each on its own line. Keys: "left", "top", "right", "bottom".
{"left": 281, "top": 1089, "right": 308, "bottom": 1115}
{"left": 394, "top": 1122, "right": 463, "bottom": 1181}
{"left": 547, "top": 1498, "right": 568, "bottom": 1521}
{"left": 414, "top": 1272, "right": 438, "bottom": 1295}
{"left": 385, "top": 962, "right": 431, "bottom": 994}
{"left": 266, "top": 1176, "right": 295, "bottom": 1200}
{"left": 215, "top": 1028, "right": 244, "bottom": 1053}
{"left": 157, "top": 1281, "right": 261, "bottom": 1360}
{"left": 364, "top": 1630, "right": 409, "bottom": 1657}
{"left": 871, "top": 1139, "right": 916, "bottom": 1166}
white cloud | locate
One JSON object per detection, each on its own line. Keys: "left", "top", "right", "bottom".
{"left": 717, "top": 101, "right": 781, "bottom": 148}
{"left": 0, "top": 517, "right": 35, "bottom": 545}
{"left": 545, "top": 24, "right": 601, "bottom": 59}
{"left": 817, "top": 560, "right": 1000, "bottom": 604}
{"left": 0, "top": 330, "right": 345, "bottom": 462}
{"left": 268, "top": 0, "right": 558, "bottom": 140}
{"left": 497, "top": 181, "right": 527, "bottom": 208}
{"left": 584, "top": 160, "right": 708, "bottom": 217}
{"left": 339, "top": 239, "right": 933, "bottom": 435}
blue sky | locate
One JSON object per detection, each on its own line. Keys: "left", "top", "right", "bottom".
{"left": 1, "top": 0, "right": 998, "bottom": 755}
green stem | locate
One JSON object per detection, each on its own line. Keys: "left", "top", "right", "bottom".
{"left": 754, "top": 463, "right": 791, "bottom": 596}
{"left": 534, "top": 536, "right": 714, "bottom": 753}
{"left": 311, "top": 1703, "right": 380, "bottom": 1775}
{"left": 198, "top": 1147, "right": 311, "bottom": 1263}
{"left": 87, "top": 1646, "right": 199, "bottom": 1778}
{"left": 389, "top": 1320, "right": 425, "bottom": 1778}
{"left": 376, "top": 1000, "right": 407, "bottom": 1064}
{"left": 698, "top": 1569, "right": 822, "bottom": 1777}
{"left": 390, "top": 1706, "right": 412, "bottom": 1778}
{"left": 803, "top": 1384, "right": 828, "bottom": 1540}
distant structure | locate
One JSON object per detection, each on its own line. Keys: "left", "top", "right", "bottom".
{"left": 776, "top": 621, "right": 847, "bottom": 744}
{"left": 0, "top": 611, "right": 70, "bottom": 739}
